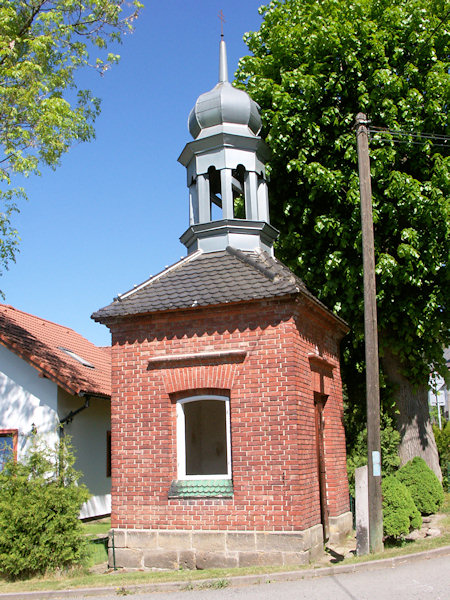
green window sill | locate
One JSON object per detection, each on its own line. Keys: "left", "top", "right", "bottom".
{"left": 168, "top": 479, "right": 233, "bottom": 498}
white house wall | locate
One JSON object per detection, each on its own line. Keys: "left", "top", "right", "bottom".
{"left": 0, "top": 344, "right": 111, "bottom": 519}
{"left": 0, "top": 344, "right": 59, "bottom": 456}
{"left": 58, "top": 389, "right": 111, "bottom": 519}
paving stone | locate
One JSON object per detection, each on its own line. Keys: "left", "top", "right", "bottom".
{"left": 425, "top": 528, "right": 441, "bottom": 537}
{"left": 405, "top": 530, "right": 423, "bottom": 541}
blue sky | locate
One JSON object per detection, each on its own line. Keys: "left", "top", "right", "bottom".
{"left": 2, "top": 1, "right": 265, "bottom": 346}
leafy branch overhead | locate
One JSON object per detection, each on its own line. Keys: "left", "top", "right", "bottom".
{"left": 236, "top": 0, "right": 449, "bottom": 475}
{"left": 0, "top": 0, "right": 143, "bottom": 275}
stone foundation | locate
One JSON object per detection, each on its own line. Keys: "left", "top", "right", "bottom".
{"left": 108, "top": 525, "right": 325, "bottom": 570}
{"left": 328, "top": 511, "right": 353, "bottom": 545}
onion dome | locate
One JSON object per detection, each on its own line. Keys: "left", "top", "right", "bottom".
{"left": 188, "top": 38, "right": 261, "bottom": 139}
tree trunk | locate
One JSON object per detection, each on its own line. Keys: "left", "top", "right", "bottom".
{"left": 382, "top": 347, "right": 442, "bottom": 481}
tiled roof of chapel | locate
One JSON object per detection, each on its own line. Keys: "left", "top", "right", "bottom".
{"left": 92, "top": 247, "right": 347, "bottom": 331}
{"left": 0, "top": 304, "right": 111, "bottom": 397}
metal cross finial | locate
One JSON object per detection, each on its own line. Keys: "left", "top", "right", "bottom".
{"left": 218, "top": 10, "right": 225, "bottom": 37}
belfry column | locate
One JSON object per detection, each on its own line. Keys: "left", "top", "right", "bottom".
{"left": 257, "top": 179, "right": 270, "bottom": 223}
{"left": 220, "top": 169, "right": 234, "bottom": 219}
{"left": 189, "top": 181, "right": 199, "bottom": 225}
{"left": 197, "top": 175, "right": 211, "bottom": 222}
{"left": 244, "top": 171, "right": 259, "bottom": 220}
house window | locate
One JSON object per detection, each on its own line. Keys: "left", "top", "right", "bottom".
{"left": 0, "top": 429, "right": 18, "bottom": 472}
{"left": 176, "top": 395, "right": 231, "bottom": 480}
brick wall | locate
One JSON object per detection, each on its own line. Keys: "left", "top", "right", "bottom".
{"left": 109, "top": 297, "right": 349, "bottom": 533}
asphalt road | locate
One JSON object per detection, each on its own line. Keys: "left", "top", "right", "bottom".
{"left": 17, "top": 551, "right": 449, "bottom": 600}
{"left": 115, "top": 554, "right": 450, "bottom": 600}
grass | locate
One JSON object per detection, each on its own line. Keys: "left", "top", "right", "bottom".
{"left": 1, "top": 494, "right": 449, "bottom": 595}
{"left": 0, "top": 563, "right": 306, "bottom": 594}
{"left": 81, "top": 517, "right": 110, "bottom": 568}
{"left": 81, "top": 517, "right": 111, "bottom": 537}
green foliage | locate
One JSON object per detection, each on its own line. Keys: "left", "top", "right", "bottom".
{"left": 237, "top": 0, "right": 449, "bottom": 452}
{"left": 0, "top": 436, "right": 90, "bottom": 580}
{"left": 396, "top": 456, "right": 444, "bottom": 515}
{"left": 433, "top": 420, "right": 450, "bottom": 465}
{"left": 85, "top": 536, "right": 109, "bottom": 568}
{"left": 0, "top": 0, "right": 143, "bottom": 279}
{"left": 382, "top": 475, "right": 422, "bottom": 539}
{"left": 433, "top": 420, "right": 450, "bottom": 490}
{"left": 347, "top": 411, "right": 400, "bottom": 496}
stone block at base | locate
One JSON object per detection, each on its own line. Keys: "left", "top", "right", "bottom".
{"left": 108, "top": 523, "right": 329, "bottom": 570}
{"left": 178, "top": 550, "right": 196, "bottom": 570}
{"left": 328, "top": 511, "right": 353, "bottom": 545}
{"left": 282, "top": 551, "right": 310, "bottom": 566}
{"left": 109, "top": 547, "right": 142, "bottom": 569}
{"left": 143, "top": 550, "right": 178, "bottom": 570}
{"left": 196, "top": 551, "right": 238, "bottom": 570}
{"left": 237, "top": 551, "right": 283, "bottom": 567}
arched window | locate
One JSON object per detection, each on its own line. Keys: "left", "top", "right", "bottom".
{"left": 176, "top": 395, "right": 231, "bottom": 480}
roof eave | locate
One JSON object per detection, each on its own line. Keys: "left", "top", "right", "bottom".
{"left": 0, "top": 337, "right": 110, "bottom": 398}
{"left": 90, "top": 288, "right": 348, "bottom": 337}
{"left": 296, "top": 293, "right": 349, "bottom": 338}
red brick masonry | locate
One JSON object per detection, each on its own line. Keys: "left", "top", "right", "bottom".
{"left": 108, "top": 295, "right": 350, "bottom": 546}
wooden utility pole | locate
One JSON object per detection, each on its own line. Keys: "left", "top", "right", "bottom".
{"left": 355, "top": 112, "right": 383, "bottom": 554}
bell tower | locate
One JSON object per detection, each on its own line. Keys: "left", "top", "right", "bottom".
{"left": 178, "top": 36, "right": 278, "bottom": 255}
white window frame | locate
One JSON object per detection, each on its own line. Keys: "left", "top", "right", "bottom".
{"left": 176, "top": 395, "right": 231, "bottom": 480}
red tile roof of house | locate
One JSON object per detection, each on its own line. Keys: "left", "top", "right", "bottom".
{"left": 0, "top": 304, "right": 111, "bottom": 398}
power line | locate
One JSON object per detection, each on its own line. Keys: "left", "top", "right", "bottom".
{"left": 421, "top": 7, "right": 450, "bottom": 48}
{"left": 369, "top": 127, "right": 449, "bottom": 149}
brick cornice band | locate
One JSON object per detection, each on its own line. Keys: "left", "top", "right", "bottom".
{"left": 149, "top": 350, "right": 247, "bottom": 395}
{"left": 307, "top": 353, "right": 336, "bottom": 371}
{"left": 147, "top": 349, "right": 247, "bottom": 369}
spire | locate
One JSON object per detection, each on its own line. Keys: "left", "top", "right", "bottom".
{"left": 179, "top": 31, "right": 279, "bottom": 256}
{"left": 219, "top": 37, "right": 228, "bottom": 83}
{"left": 218, "top": 11, "right": 228, "bottom": 83}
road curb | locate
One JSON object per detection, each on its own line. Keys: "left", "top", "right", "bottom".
{"left": 1, "top": 545, "right": 449, "bottom": 599}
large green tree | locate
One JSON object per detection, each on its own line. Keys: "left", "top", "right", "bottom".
{"left": 0, "top": 0, "right": 142, "bottom": 278}
{"left": 237, "top": 0, "right": 449, "bottom": 477}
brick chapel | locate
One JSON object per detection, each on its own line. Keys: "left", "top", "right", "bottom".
{"left": 92, "top": 36, "right": 351, "bottom": 570}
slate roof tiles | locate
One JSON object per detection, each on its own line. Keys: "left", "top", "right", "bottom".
{"left": 92, "top": 247, "right": 344, "bottom": 329}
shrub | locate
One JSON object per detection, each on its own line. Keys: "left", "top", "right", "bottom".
{"left": 433, "top": 421, "right": 450, "bottom": 491}
{"left": 0, "top": 436, "right": 90, "bottom": 580}
{"left": 382, "top": 475, "right": 422, "bottom": 539}
{"left": 347, "top": 412, "right": 401, "bottom": 496}
{"left": 396, "top": 456, "right": 444, "bottom": 515}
